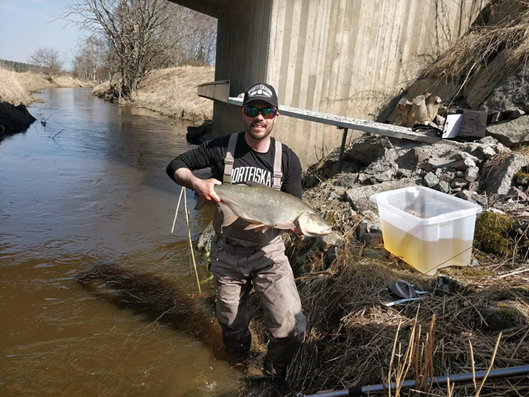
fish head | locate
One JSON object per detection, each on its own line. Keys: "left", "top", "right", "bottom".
{"left": 296, "top": 212, "right": 333, "bottom": 237}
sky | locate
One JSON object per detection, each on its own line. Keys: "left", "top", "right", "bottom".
{"left": 0, "top": 0, "right": 86, "bottom": 69}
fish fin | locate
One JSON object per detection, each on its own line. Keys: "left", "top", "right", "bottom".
{"left": 244, "top": 223, "right": 268, "bottom": 232}
{"left": 194, "top": 199, "right": 205, "bottom": 210}
{"left": 218, "top": 202, "right": 238, "bottom": 228}
{"left": 245, "top": 181, "right": 269, "bottom": 188}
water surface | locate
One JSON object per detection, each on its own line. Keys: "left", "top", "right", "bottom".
{"left": 0, "top": 88, "right": 238, "bottom": 396}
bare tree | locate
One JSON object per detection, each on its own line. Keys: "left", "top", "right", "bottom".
{"left": 29, "top": 47, "right": 63, "bottom": 76}
{"left": 63, "top": 0, "right": 171, "bottom": 99}
{"left": 72, "top": 36, "right": 108, "bottom": 82}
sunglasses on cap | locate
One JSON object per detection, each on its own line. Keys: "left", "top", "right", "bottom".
{"left": 243, "top": 106, "right": 277, "bottom": 119}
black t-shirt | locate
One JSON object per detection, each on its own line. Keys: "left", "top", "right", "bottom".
{"left": 166, "top": 132, "right": 302, "bottom": 199}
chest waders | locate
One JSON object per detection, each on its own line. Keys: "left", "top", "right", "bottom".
{"left": 211, "top": 132, "right": 307, "bottom": 377}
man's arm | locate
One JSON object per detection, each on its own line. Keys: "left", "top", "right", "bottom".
{"left": 173, "top": 168, "right": 221, "bottom": 204}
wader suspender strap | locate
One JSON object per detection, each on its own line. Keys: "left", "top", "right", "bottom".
{"left": 273, "top": 139, "right": 282, "bottom": 190}
{"left": 223, "top": 133, "right": 238, "bottom": 184}
{"left": 223, "top": 133, "right": 283, "bottom": 189}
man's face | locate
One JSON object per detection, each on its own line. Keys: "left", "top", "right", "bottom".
{"left": 242, "top": 100, "right": 279, "bottom": 141}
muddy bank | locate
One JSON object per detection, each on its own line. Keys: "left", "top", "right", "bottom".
{"left": 92, "top": 66, "right": 214, "bottom": 125}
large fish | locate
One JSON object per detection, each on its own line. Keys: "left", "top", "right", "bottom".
{"left": 214, "top": 182, "right": 333, "bottom": 237}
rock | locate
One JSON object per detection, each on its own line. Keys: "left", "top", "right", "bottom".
{"left": 478, "top": 145, "right": 496, "bottom": 159}
{"left": 363, "top": 232, "right": 384, "bottom": 246}
{"left": 363, "top": 248, "right": 390, "bottom": 259}
{"left": 186, "top": 120, "right": 212, "bottom": 144}
{"left": 419, "top": 160, "right": 436, "bottom": 173}
{"left": 482, "top": 153, "right": 529, "bottom": 195}
{"left": 357, "top": 174, "right": 371, "bottom": 184}
{"left": 516, "top": 175, "right": 529, "bottom": 185}
{"left": 458, "top": 152, "right": 480, "bottom": 162}
{"left": 510, "top": 109, "right": 525, "bottom": 119}
{"left": 478, "top": 136, "right": 498, "bottom": 146}
{"left": 410, "top": 147, "right": 431, "bottom": 164}
{"left": 326, "top": 246, "right": 342, "bottom": 265}
{"left": 452, "top": 157, "right": 476, "bottom": 171}
{"left": 436, "top": 275, "right": 460, "bottom": 293}
{"left": 437, "top": 180, "right": 451, "bottom": 193}
{"left": 455, "top": 171, "right": 465, "bottom": 178}
{"left": 483, "top": 301, "right": 529, "bottom": 331}
{"left": 362, "top": 210, "right": 381, "bottom": 232}
{"left": 464, "top": 166, "right": 480, "bottom": 182}
{"left": 423, "top": 172, "right": 439, "bottom": 187}
{"left": 344, "top": 179, "right": 418, "bottom": 211}
{"left": 486, "top": 116, "right": 529, "bottom": 147}
{"left": 356, "top": 221, "right": 367, "bottom": 242}
{"left": 0, "top": 102, "right": 36, "bottom": 133}
{"left": 457, "top": 190, "right": 473, "bottom": 201}
{"left": 334, "top": 173, "right": 358, "bottom": 187}
{"left": 326, "top": 191, "right": 340, "bottom": 201}
{"left": 451, "top": 178, "right": 467, "bottom": 188}
{"left": 318, "top": 231, "right": 345, "bottom": 250}
{"left": 468, "top": 181, "right": 479, "bottom": 192}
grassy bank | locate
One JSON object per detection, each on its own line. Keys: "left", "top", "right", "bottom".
{"left": 93, "top": 66, "right": 215, "bottom": 125}
{"left": 0, "top": 67, "right": 95, "bottom": 106}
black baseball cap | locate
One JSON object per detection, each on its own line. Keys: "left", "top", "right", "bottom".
{"left": 242, "top": 83, "right": 278, "bottom": 108}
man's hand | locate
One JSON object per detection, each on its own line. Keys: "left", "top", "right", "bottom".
{"left": 192, "top": 178, "right": 222, "bottom": 204}
{"left": 289, "top": 226, "right": 305, "bottom": 239}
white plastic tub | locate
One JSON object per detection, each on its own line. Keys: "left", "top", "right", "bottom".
{"left": 370, "top": 186, "right": 482, "bottom": 275}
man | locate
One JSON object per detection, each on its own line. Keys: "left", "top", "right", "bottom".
{"left": 166, "top": 83, "right": 306, "bottom": 377}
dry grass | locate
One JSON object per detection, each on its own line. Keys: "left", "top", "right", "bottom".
{"left": 15, "top": 71, "right": 55, "bottom": 93}
{"left": 52, "top": 76, "right": 95, "bottom": 88}
{"left": 0, "top": 67, "right": 34, "bottom": 106}
{"left": 426, "top": 4, "right": 529, "bottom": 82}
{"left": 132, "top": 66, "right": 214, "bottom": 124}
{"left": 287, "top": 252, "right": 529, "bottom": 396}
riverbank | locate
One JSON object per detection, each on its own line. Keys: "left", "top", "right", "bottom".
{"left": 93, "top": 66, "right": 214, "bottom": 125}
{"left": 0, "top": 67, "right": 95, "bottom": 135}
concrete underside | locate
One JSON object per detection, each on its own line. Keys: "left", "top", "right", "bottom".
{"left": 170, "top": 0, "right": 483, "bottom": 167}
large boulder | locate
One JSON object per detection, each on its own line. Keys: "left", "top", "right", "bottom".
{"left": 482, "top": 153, "right": 529, "bottom": 196}
{"left": 486, "top": 116, "right": 529, "bottom": 148}
{"left": 0, "top": 101, "right": 36, "bottom": 134}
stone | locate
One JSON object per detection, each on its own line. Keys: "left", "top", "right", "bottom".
{"left": 458, "top": 152, "right": 480, "bottom": 162}
{"left": 363, "top": 210, "right": 381, "bottom": 232}
{"left": 452, "top": 187, "right": 462, "bottom": 193}
{"left": 436, "top": 275, "right": 460, "bottom": 293}
{"left": 326, "top": 246, "right": 342, "bottom": 265}
{"left": 419, "top": 160, "right": 436, "bottom": 173}
{"left": 326, "top": 191, "right": 340, "bottom": 201}
{"left": 478, "top": 145, "right": 496, "bottom": 159}
{"left": 482, "top": 153, "right": 529, "bottom": 195}
{"left": 423, "top": 172, "right": 440, "bottom": 187}
{"left": 334, "top": 173, "right": 359, "bottom": 187}
{"left": 363, "top": 232, "right": 384, "bottom": 246}
{"left": 356, "top": 221, "right": 367, "bottom": 242}
{"left": 363, "top": 248, "right": 390, "bottom": 259}
{"left": 486, "top": 116, "right": 529, "bottom": 147}
{"left": 478, "top": 136, "right": 498, "bottom": 146}
{"left": 483, "top": 301, "right": 529, "bottom": 331}
{"left": 457, "top": 190, "right": 473, "bottom": 201}
{"left": 516, "top": 175, "right": 529, "bottom": 185}
{"left": 452, "top": 157, "right": 476, "bottom": 171}
{"left": 468, "top": 181, "right": 479, "bottom": 192}
{"left": 438, "top": 180, "right": 451, "bottom": 193}
{"left": 455, "top": 171, "right": 465, "bottom": 178}
{"left": 344, "top": 179, "right": 418, "bottom": 211}
{"left": 319, "top": 231, "right": 345, "bottom": 250}
{"left": 410, "top": 147, "right": 431, "bottom": 164}
{"left": 0, "top": 102, "right": 36, "bottom": 133}
{"left": 464, "top": 166, "right": 480, "bottom": 182}
{"left": 357, "top": 174, "right": 371, "bottom": 184}
{"left": 451, "top": 178, "right": 467, "bottom": 188}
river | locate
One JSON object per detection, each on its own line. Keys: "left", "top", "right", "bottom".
{"left": 0, "top": 88, "right": 241, "bottom": 397}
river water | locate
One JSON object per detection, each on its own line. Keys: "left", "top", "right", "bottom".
{"left": 0, "top": 89, "right": 241, "bottom": 396}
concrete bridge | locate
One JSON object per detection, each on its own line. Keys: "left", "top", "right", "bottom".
{"left": 170, "top": 0, "right": 482, "bottom": 167}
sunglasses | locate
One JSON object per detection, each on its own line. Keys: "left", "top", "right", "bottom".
{"left": 243, "top": 106, "right": 277, "bottom": 119}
